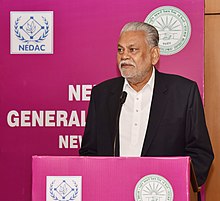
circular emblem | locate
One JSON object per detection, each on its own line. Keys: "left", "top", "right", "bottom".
{"left": 134, "top": 174, "right": 174, "bottom": 201}
{"left": 145, "top": 6, "right": 191, "bottom": 55}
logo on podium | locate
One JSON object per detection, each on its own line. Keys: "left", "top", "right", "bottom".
{"left": 47, "top": 176, "right": 82, "bottom": 201}
{"left": 134, "top": 174, "right": 174, "bottom": 201}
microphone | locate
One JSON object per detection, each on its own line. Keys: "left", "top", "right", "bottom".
{"left": 120, "top": 91, "right": 127, "bottom": 105}
{"left": 113, "top": 91, "right": 127, "bottom": 156}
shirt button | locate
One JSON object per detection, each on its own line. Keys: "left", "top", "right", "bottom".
{"left": 136, "top": 98, "right": 139, "bottom": 100}
{"left": 134, "top": 123, "right": 138, "bottom": 126}
{"left": 136, "top": 109, "right": 139, "bottom": 112}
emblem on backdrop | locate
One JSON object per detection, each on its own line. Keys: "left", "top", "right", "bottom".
{"left": 47, "top": 176, "right": 82, "bottom": 201}
{"left": 134, "top": 174, "right": 174, "bottom": 201}
{"left": 10, "top": 11, "right": 53, "bottom": 54}
{"left": 145, "top": 6, "right": 191, "bottom": 55}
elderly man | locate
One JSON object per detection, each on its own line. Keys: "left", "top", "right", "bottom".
{"left": 79, "top": 22, "right": 214, "bottom": 187}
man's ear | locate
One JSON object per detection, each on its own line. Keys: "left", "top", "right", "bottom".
{"left": 151, "top": 46, "right": 160, "bottom": 65}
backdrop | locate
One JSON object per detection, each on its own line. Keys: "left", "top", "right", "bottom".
{"left": 0, "top": 0, "right": 204, "bottom": 200}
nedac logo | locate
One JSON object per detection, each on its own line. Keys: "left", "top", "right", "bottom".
{"left": 10, "top": 11, "right": 53, "bottom": 54}
{"left": 46, "top": 176, "right": 82, "bottom": 201}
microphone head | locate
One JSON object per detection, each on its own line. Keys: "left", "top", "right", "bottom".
{"left": 120, "top": 91, "right": 127, "bottom": 104}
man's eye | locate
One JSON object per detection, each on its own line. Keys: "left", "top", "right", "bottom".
{"left": 130, "top": 48, "right": 137, "bottom": 52}
{"left": 118, "top": 48, "right": 123, "bottom": 53}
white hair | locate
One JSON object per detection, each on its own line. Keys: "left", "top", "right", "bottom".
{"left": 120, "top": 22, "right": 159, "bottom": 47}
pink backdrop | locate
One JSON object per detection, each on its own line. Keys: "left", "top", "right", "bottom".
{"left": 0, "top": 0, "right": 204, "bottom": 200}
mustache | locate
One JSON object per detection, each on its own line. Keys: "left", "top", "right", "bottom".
{"left": 119, "top": 60, "right": 136, "bottom": 68}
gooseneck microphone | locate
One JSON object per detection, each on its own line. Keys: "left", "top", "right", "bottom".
{"left": 113, "top": 91, "right": 127, "bottom": 156}
{"left": 120, "top": 91, "right": 127, "bottom": 105}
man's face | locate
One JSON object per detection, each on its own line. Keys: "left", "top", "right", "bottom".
{"left": 117, "top": 31, "right": 159, "bottom": 84}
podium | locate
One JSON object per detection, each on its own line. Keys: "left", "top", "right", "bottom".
{"left": 32, "top": 156, "right": 193, "bottom": 201}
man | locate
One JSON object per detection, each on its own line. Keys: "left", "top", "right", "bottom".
{"left": 79, "top": 22, "right": 214, "bottom": 187}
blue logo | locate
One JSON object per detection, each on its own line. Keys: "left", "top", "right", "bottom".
{"left": 14, "top": 16, "right": 49, "bottom": 51}
{"left": 14, "top": 16, "right": 49, "bottom": 43}
{"left": 49, "top": 179, "right": 79, "bottom": 201}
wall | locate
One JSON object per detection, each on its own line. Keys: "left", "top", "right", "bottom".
{"left": 205, "top": 0, "right": 220, "bottom": 200}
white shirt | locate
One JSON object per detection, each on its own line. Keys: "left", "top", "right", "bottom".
{"left": 120, "top": 67, "right": 155, "bottom": 156}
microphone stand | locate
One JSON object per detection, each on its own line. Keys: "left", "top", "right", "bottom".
{"left": 113, "top": 91, "right": 127, "bottom": 156}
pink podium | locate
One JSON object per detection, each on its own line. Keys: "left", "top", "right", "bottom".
{"left": 32, "top": 156, "right": 191, "bottom": 201}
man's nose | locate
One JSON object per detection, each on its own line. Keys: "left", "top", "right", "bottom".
{"left": 121, "top": 50, "right": 130, "bottom": 60}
